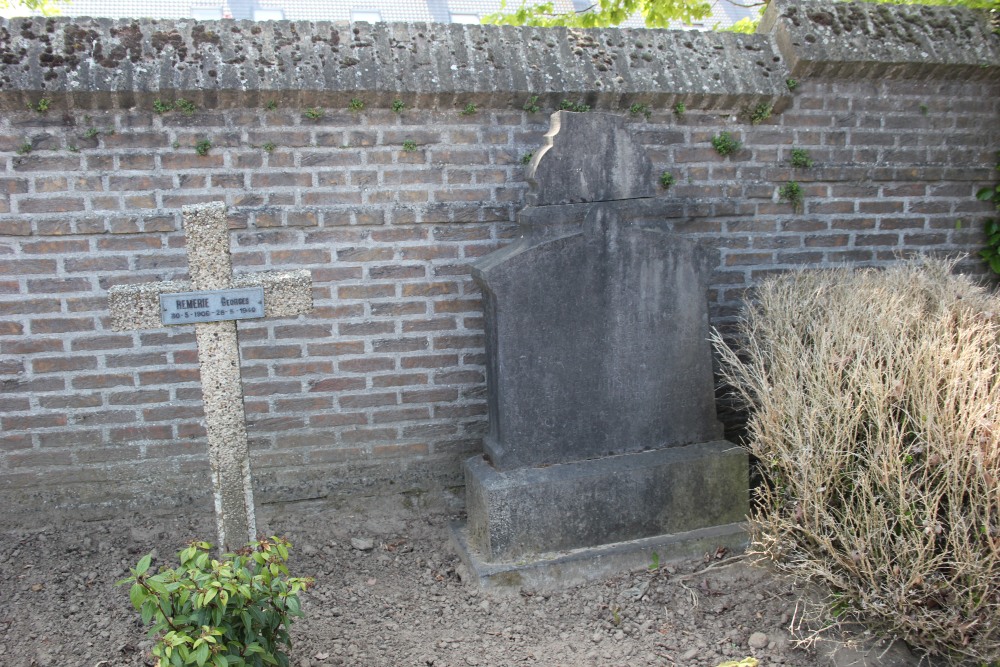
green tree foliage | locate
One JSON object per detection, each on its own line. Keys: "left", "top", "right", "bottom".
{"left": 0, "top": 0, "right": 67, "bottom": 16}
{"left": 484, "top": 0, "right": 997, "bottom": 31}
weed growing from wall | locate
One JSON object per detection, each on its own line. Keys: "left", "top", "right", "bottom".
{"left": 748, "top": 103, "right": 772, "bottom": 125}
{"left": 392, "top": 99, "right": 406, "bottom": 113}
{"left": 559, "top": 100, "right": 590, "bottom": 112}
{"left": 673, "top": 102, "right": 686, "bottom": 118}
{"left": 460, "top": 103, "right": 478, "bottom": 116}
{"left": 402, "top": 140, "right": 418, "bottom": 152}
{"left": 195, "top": 139, "right": 212, "bottom": 156}
{"left": 778, "top": 181, "right": 804, "bottom": 212}
{"left": 711, "top": 132, "right": 741, "bottom": 157}
{"left": 523, "top": 96, "right": 540, "bottom": 113}
{"left": 789, "top": 149, "right": 813, "bottom": 169}
{"left": 659, "top": 171, "right": 674, "bottom": 190}
{"left": 629, "top": 103, "right": 652, "bottom": 120}
{"left": 521, "top": 152, "right": 533, "bottom": 165}
{"left": 303, "top": 108, "right": 324, "bottom": 121}
{"left": 348, "top": 98, "right": 364, "bottom": 112}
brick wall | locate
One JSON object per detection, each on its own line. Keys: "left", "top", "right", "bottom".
{"left": 1, "top": 1, "right": 998, "bottom": 519}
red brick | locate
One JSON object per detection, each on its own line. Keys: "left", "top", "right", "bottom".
{"left": 7, "top": 450, "right": 75, "bottom": 468}
{"left": 337, "top": 247, "right": 394, "bottom": 262}
{"left": 338, "top": 284, "right": 396, "bottom": 300}
{"left": 2, "top": 413, "right": 68, "bottom": 430}
{"left": 72, "top": 373, "right": 135, "bottom": 389}
{"left": 401, "top": 388, "right": 459, "bottom": 404}
{"left": 36, "top": 430, "right": 103, "bottom": 448}
{"left": 108, "top": 389, "right": 170, "bottom": 405}
{"left": 31, "top": 317, "right": 95, "bottom": 334}
{"left": 308, "top": 413, "right": 368, "bottom": 428}
{"left": 434, "top": 370, "right": 485, "bottom": 385}
{"left": 111, "top": 425, "right": 174, "bottom": 441}
{"left": 372, "top": 373, "right": 428, "bottom": 388}
{"left": 0, "top": 433, "right": 33, "bottom": 452}
{"left": 342, "top": 427, "right": 397, "bottom": 444}
{"left": 21, "top": 239, "right": 89, "bottom": 254}
{"left": 308, "top": 377, "right": 366, "bottom": 392}
{"left": 402, "top": 282, "right": 459, "bottom": 297}
{"left": 372, "top": 407, "right": 431, "bottom": 424}
{"left": 432, "top": 334, "right": 484, "bottom": 350}
{"left": 372, "top": 443, "right": 429, "bottom": 459}
{"left": 37, "top": 394, "right": 103, "bottom": 409}
{"left": 32, "top": 356, "right": 98, "bottom": 373}
{"left": 340, "top": 357, "right": 395, "bottom": 373}
{"left": 340, "top": 392, "right": 399, "bottom": 409}
{"left": 307, "top": 341, "right": 366, "bottom": 356}
{"left": 402, "top": 318, "right": 457, "bottom": 333}
{"left": 372, "top": 338, "right": 428, "bottom": 353}
{"left": 0, "top": 259, "right": 57, "bottom": 275}
{"left": 71, "top": 334, "right": 135, "bottom": 351}
{"left": 243, "top": 345, "right": 302, "bottom": 360}
{"left": 18, "top": 197, "right": 86, "bottom": 213}
{"left": 339, "top": 321, "right": 395, "bottom": 336}
{"left": 139, "top": 368, "right": 200, "bottom": 385}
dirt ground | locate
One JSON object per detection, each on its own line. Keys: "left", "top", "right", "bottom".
{"left": 0, "top": 491, "right": 937, "bottom": 667}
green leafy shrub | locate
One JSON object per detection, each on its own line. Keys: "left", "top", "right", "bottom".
{"left": 673, "top": 101, "right": 686, "bottom": 117}
{"left": 118, "top": 536, "right": 313, "bottom": 667}
{"left": 713, "top": 260, "right": 1000, "bottom": 664}
{"left": 978, "top": 151, "right": 1000, "bottom": 274}
{"left": 711, "top": 132, "right": 741, "bottom": 157}
{"left": 522, "top": 95, "right": 540, "bottom": 113}
{"left": 659, "top": 171, "right": 674, "bottom": 189}
{"left": 195, "top": 140, "right": 212, "bottom": 156}
{"left": 520, "top": 152, "right": 534, "bottom": 165}
{"left": 391, "top": 99, "right": 406, "bottom": 113}
{"left": 303, "top": 107, "right": 324, "bottom": 121}
{"left": 174, "top": 99, "right": 197, "bottom": 115}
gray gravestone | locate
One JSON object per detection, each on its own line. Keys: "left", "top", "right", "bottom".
{"left": 452, "top": 112, "right": 748, "bottom": 589}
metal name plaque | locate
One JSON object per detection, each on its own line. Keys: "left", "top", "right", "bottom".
{"left": 160, "top": 287, "right": 265, "bottom": 325}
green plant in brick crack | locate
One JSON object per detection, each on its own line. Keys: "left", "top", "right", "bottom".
{"left": 673, "top": 101, "right": 686, "bottom": 118}
{"left": 174, "top": 99, "right": 198, "bottom": 115}
{"left": 153, "top": 99, "right": 173, "bottom": 114}
{"left": 789, "top": 148, "right": 813, "bottom": 169}
{"left": 303, "top": 107, "right": 324, "bottom": 121}
{"left": 978, "top": 151, "right": 1000, "bottom": 274}
{"left": 195, "top": 139, "right": 212, "bottom": 156}
{"left": 84, "top": 127, "right": 100, "bottom": 139}
{"left": 460, "top": 102, "right": 478, "bottom": 116}
{"left": 16, "top": 141, "right": 32, "bottom": 155}
{"left": 117, "top": 536, "right": 313, "bottom": 667}
{"left": 522, "top": 95, "right": 540, "bottom": 113}
{"left": 785, "top": 78, "right": 798, "bottom": 92}
{"left": 629, "top": 103, "right": 652, "bottom": 120}
{"left": 265, "top": 100, "right": 278, "bottom": 111}
{"left": 521, "top": 151, "right": 534, "bottom": 165}
{"left": 748, "top": 102, "right": 772, "bottom": 125}
{"left": 778, "top": 181, "right": 804, "bottom": 212}
{"left": 31, "top": 97, "right": 51, "bottom": 113}
{"left": 659, "top": 171, "right": 675, "bottom": 190}
{"left": 402, "top": 140, "right": 418, "bottom": 153}
{"left": 348, "top": 98, "right": 364, "bottom": 113}
{"left": 559, "top": 100, "right": 590, "bottom": 113}
{"left": 711, "top": 132, "right": 741, "bottom": 157}
{"left": 262, "top": 142, "right": 276, "bottom": 153}
{"left": 391, "top": 99, "right": 406, "bottom": 113}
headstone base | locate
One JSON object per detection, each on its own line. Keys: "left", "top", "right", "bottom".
{"left": 450, "top": 520, "right": 748, "bottom": 592}
{"left": 452, "top": 442, "right": 749, "bottom": 590}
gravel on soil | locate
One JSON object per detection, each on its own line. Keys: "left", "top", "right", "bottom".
{"left": 0, "top": 491, "right": 933, "bottom": 667}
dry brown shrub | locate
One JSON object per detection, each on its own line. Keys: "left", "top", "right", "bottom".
{"left": 712, "top": 259, "right": 1000, "bottom": 664}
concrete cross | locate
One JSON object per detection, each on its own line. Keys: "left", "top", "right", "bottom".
{"left": 108, "top": 202, "right": 312, "bottom": 551}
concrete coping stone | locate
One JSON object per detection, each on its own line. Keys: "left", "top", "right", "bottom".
{"left": 0, "top": 1, "right": 995, "bottom": 111}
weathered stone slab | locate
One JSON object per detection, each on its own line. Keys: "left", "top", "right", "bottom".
{"left": 473, "top": 203, "right": 723, "bottom": 471}
{"left": 526, "top": 111, "right": 656, "bottom": 207}
{"left": 464, "top": 442, "right": 748, "bottom": 561}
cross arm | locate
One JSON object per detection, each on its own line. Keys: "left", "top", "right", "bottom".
{"left": 108, "top": 269, "right": 313, "bottom": 331}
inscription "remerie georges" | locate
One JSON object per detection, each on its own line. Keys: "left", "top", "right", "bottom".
{"left": 159, "top": 287, "right": 265, "bottom": 325}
